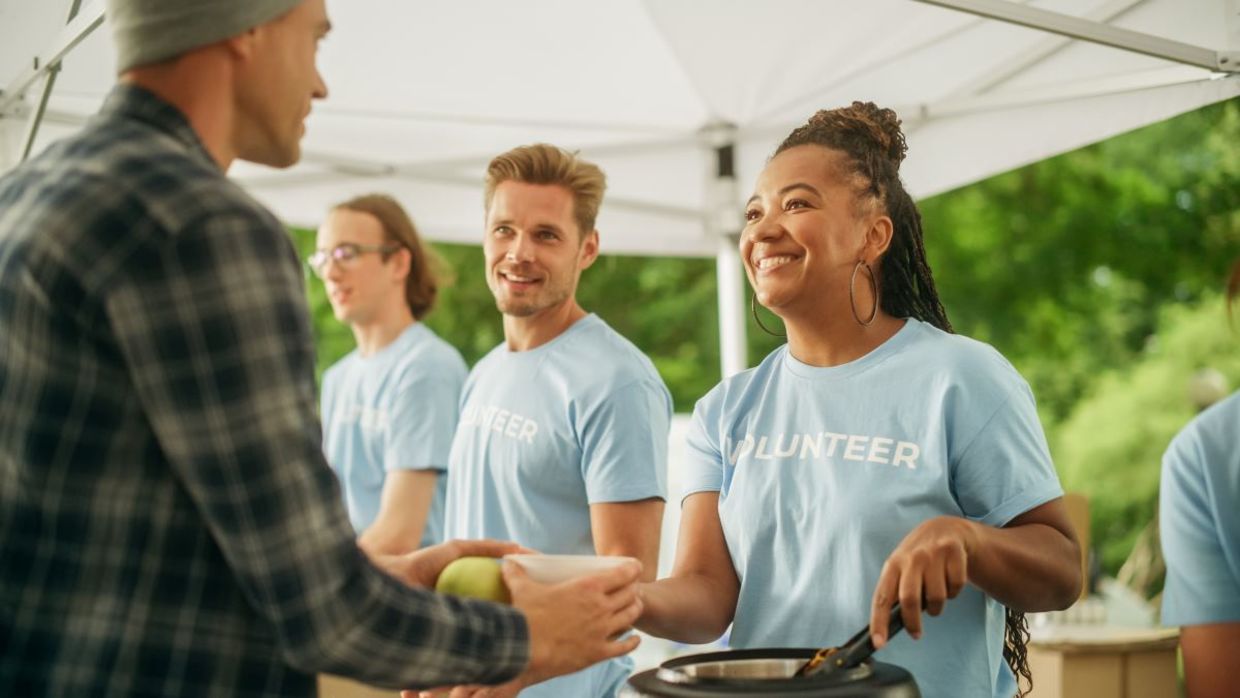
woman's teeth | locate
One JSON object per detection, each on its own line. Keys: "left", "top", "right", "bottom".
{"left": 756, "top": 255, "right": 795, "bottom": 270}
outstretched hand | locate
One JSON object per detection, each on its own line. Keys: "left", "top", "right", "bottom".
{"left": 371, "top": 538, "right": 531, "bottom": 589}
{"left": 507, "top": 557, "right": 644, "bottom": 685}
{"left": 408, "top": 558, "right": 644, "bottom": 697}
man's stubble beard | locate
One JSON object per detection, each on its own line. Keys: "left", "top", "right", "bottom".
{"left": 494, "top": 285, "right": 572, "bottom": 318}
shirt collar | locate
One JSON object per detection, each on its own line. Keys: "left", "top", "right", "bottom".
{"left": 98, "top": 82, "right": 218, "bottom": 169}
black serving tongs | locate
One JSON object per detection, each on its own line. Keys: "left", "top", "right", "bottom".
{"left": 794, "top": 603, "right": 907, "bottom": 678}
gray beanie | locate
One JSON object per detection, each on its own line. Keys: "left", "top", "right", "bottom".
{"left": 107, "top": 0, "right": 305, "bottom": 73}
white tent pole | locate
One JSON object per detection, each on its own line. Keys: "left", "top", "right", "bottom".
{"left": 943, "top": 0, "right": 1149, "bottom": 101}
{"left": 914, "top": 0, "right": 1238, "bottom": 71}
{"left": 715, "top": 235, "right": 747, "bottom": 378}
{"left": 17, "top": 0, "right": 88, "bottom": 163}
{"left": 0, "top": 121, "right": 12, "bottom": 171}
{"left": 0, "top": 0, "right": 104, "bottom": 116}
{"left": 701, "top": 122, "right": 747, "bottom": 378}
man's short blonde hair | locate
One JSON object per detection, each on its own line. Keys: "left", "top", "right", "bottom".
{"left": 484, "top": 144, "right": 606, "bottom": 237}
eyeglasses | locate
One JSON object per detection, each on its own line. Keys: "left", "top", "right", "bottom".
{"left": 307, "top": 243, "right": 401, "bottom": 278}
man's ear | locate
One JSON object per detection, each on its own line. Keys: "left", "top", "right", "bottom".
{"left": 578, "top": 229, "right": 600, "bottom": 270}
{"left": 223, "top": 27, "right": 260, "bottom": 61}
{"left": 390, "top": 247, "right": 412, "bottom": 283}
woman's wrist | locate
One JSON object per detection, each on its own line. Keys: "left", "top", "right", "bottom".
{"left": 634, "top": 580, "right": 659, "bottom": 633}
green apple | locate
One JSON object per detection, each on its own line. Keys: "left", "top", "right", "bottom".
{"left": 435, "top": 557, "right": 510, "bottom": 604}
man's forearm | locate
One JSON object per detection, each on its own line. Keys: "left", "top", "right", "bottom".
{"left": 290, "top": 549, "right": 531, "bottom": 688}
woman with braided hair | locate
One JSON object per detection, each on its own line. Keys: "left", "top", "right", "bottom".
{"left": 635, "top": 102, "right": 1082, "bottom": 698}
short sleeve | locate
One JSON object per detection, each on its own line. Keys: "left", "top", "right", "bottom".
{"left": 680, "top": 389, "right": 727, "bottom": 502}
{"left": 1160, "top": 425, "right": 1240, "bottom": 625}
{"left": 383, "top": 364, "right": 463, "bottom": 473}
{"left": 951, "top": 379, "right": 1064, "bottom": 527}
{"left": 579, "top": 380, "right": 671, "bottom": 504}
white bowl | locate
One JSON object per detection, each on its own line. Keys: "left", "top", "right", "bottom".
{"left": 503, "top": 554, "right": 637, "bottom": 584}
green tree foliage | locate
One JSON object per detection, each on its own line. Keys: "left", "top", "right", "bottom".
{"left": 1055, "top": 295, "right": 1239, "bottom": 574}
{"left": 919, "top": 100, "right": 1239, "bottom": 422}
{"left": 292, "top": 251, "right": 351, "bottom": 386}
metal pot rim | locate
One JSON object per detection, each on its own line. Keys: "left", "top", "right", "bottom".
{"left": 656, "top": 648, "right": 874, "bottom": 687}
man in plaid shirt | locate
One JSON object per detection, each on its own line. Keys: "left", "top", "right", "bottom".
{"left": 0, "top": 1, "right": 644, "bottom": 696}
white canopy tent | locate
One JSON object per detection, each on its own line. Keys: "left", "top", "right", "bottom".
{"left": 2, "top": 0, "right": 1237, "bottom": 376}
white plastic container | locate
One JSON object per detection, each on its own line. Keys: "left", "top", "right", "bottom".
{"left": 504, "top": 553, "right": 637, "bottom": 584}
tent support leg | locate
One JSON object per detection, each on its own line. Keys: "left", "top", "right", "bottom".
{"left": 716, "top": 237, "right": 747, "bottom": 378}
{"left": 20, "top": 71, "right": 60, "bottom": 164}
{"left": 701, "top": 123, "right": 748, "bottom": 378}
{"left": 18, "top": 0, "right": 86, "bottom": 162}
{"left": 0, "top": 0, "right": 102, "bottom": 124}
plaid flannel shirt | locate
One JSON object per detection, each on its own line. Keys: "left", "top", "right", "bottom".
{"left": 0, "top": 84, "right": 528, "bottom": 697}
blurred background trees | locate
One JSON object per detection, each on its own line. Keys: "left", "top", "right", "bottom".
{"left": 290, "top": 98, "right": 1239, "bottom": 584}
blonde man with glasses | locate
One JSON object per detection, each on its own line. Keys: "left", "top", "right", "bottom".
{"left": 311, "top": 194, "right": 466, "bottom": 555}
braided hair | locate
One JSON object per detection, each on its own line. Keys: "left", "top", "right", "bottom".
{"left": 775, "top": 102, "right": 952, "bottom": 333}
{"left": 777, "top": 102, "right": 1035, "bottom": 695}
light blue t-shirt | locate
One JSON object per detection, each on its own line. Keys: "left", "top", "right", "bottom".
{"left": 321, "top": 322, "right": 466, "bottom": 549}
{"left": 445, "top": 313, "right": 671, "bottom": 698}
{"left": 682, "top": 318, "right": 1063, "bottom": 698}
{"left": 1160, "top": 390, "right": 1240, "bottom": 627}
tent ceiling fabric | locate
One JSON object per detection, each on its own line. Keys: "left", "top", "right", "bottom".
{"left": 1, "top": 0, "right": 1237, "bottom": 257}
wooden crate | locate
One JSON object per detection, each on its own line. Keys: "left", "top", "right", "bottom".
{"left": 1027, "top": 627, "right": 1179, "bottom": 698}
{"left": 319, "top": 674, "right": 400, "bottom": 698}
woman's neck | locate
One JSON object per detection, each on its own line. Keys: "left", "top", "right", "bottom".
{"left": 782, "top": 308, "right": 906, "bottom": 367}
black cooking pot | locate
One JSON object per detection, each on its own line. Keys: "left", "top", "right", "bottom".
{"left": 622, "top": 648, "right": 920, "bottom": 697}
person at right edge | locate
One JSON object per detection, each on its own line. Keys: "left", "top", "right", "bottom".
{"left": 0, "top": 1, "right": 641, "bottom": 696}
{"left": 1159, "top": 260, "right": 1240, "bottom": 698}
{"left": 635, "top": 102, "right": 1082, "bottom": 698}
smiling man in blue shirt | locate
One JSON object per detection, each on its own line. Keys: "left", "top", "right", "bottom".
{"left": 443, "top": 144, "right": 673, "bottom": 698}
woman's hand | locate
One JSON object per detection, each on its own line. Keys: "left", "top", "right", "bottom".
{"left": 869, "top": 500, "right": 1082, "bottom": 648}
{"left": 869, "top": 516, "right": 978, "bottom": 647}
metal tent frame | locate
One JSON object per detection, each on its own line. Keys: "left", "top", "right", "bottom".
{"left": 1, "top": 0, "right": 1237, "bottom": 376}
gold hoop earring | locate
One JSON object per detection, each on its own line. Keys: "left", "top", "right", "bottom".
{"left": 850, "top": 260, "right": 879, "bottom": 327}
{"left": 750, "top": 293, "right": 786, "bottom": 338}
